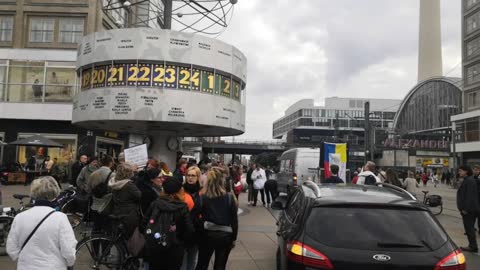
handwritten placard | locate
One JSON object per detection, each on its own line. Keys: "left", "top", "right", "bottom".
{"left": 124, "top": 144, "right": 148, "bottom": 168}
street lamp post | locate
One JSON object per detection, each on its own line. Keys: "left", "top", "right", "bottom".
{"left": 452, "top": 122, "right": 457, "bottom": 173}
{"left": 364, "top": 102, "right": 370, "bottom": 164}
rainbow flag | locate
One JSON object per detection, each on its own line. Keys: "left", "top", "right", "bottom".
{"left": 324, "top": 143, "right": 347, "bottom": 182}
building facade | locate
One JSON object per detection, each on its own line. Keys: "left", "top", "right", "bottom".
{"left": 382, "top": 77, "right": 463, "bottom": 172}
{"left": 272, "top": 97, "right": 401, "bottom": 169}
{"left": 451, "top": 0, "right": 480, "bottom": 166}
{"left": 0, "top": 0, "right": 143, "bottom": 169}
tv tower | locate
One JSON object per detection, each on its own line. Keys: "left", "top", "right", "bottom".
{"left": 418, "top": 0, "right": 443, "bottom": 82}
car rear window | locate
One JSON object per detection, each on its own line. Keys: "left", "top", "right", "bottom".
{"left": 306, "top": 206, "right": 448, "bottom": 251}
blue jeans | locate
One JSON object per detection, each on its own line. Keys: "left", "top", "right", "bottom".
{"left": 181, "top": 245, "right": 199, "bottom": 270}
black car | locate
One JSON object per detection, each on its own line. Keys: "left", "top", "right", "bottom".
{"left": 272, "top": 181, "right": 466, "bottom": 270}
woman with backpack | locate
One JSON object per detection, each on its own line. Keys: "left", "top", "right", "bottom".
{"left": 195, "top": 167, "right": 238, "bottom": 270}
{"left": 109, "top": 163, "right": 142, "bottom": 238}
{"left": 142, "top": 177, "right": 194, "bottom": 270}
{"left": 88, "top": 155, "right": 115, "bottom": 234}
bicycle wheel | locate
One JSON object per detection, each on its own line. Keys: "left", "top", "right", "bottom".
{"left": 75, "top": 235, "right": 125, "bottom": 270}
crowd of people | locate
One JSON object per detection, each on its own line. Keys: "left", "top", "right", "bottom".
{"left": 7, "top": 151, "right": 480, "bottom": 268}
{"left": 348, "top": 161, "right": 453, "bottom": 195}
{"left": 6, "top": 154, "right": 242, "bottom": 270}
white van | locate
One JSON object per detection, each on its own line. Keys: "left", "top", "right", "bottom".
{"left": 276, "top": 148, "right": 322, "bottom": 194}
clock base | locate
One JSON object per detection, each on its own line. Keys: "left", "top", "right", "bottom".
{"left": 148, "top": 131, "right": 181, "bottom": 171}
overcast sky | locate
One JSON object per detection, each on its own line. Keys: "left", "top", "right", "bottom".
{"left": 215, "top": 0, "right": 461, "bottom": 140}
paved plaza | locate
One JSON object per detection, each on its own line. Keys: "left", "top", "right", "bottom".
{"left": 0, "top": 183, "right": 479, "bottom": 269}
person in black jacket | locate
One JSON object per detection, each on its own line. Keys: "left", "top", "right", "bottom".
{"left": 323, "top": 164, "right": 344, "bottom": 184}
{"left": 143, "top": 177, "right": 194, "bottom": 270}
{"left": 196, "top": 167, "right": 238, "bottom": 270}
{"left": 457, "top": 165, "right": 480, "bottom": 253}
{"left": 70, "top": 155, "right": 87, "bottom": 187}
{"left": 474, "top": 165, "right": 480, "bottom": 235}
{"left": 136, "top": 168, "right": 162, "bottom": 214}
{"left": 109, "top": 163, "right": 142, "bottom": 238}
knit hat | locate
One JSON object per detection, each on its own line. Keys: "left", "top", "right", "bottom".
{"left": 145, "top": 168, "right": 161, "bottom": 181}
{"left": 162, "top": 176, "right": 182, "bottom": 194}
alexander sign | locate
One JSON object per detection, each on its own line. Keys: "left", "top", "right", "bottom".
{"left": 383, "top": 138, "right": 449, "bottom": 150}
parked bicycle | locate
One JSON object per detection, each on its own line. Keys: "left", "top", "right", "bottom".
{"left": 0, "top": 194, "right": 31, "bottom": 256}
{"left": 422, "top": 190, "right": 443, "bottom": 215}
{"left": 74, "top": 215, "right": 139, "bottom": 270}
{"left": 0, "top": 186, "right": 82, "bottom": 256}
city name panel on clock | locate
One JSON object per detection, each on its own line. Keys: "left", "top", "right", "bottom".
{"left": 73, "top": 28, "right": 247, "bottom": 137}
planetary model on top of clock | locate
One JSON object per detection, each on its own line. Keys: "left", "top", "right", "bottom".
{"left": 72, "top": 1, "right": 247, "bottom": 168}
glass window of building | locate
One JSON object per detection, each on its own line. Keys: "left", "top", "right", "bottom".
{"left": 465, "top": 118, "right": 480, "bottom": 142}
{"left": 0, "top": 60, "right": 7, "bottom": 101}
{"left": 4, "top": 61, "right": 76, "bottom": 103}
{"left": 467, "top": 0, "right": 479, "bottom": 10}
{"left": 303, "top": 109, "right": 312, "bottom": 117}
{"left": 468, "top": 91, "right": 480, "bottom": 109}
{"left": 29, "top": 17, "right": 54, "bottom": 43}
{"left": 349, "top": 100, "right": 355, "bottom": 108}
{"left": 45, "top": 62, "right": 76, "bottom": 102}
{"left": 0, "top": 16, "right": 13, "bottom": 42}
{"left": 59, "top": 18, "right": 85, "bottom": 43}
{"left": 466, "top": 36, "right": 480, "bottom": 58}
{"left": 467, "top": 63, "right": 480, "bottom": 84}
{"left": 395, "top": 79, "right": 462, "bottom": 133}
{"left": 8, "top": 61, "right": 45, "bottom": 102}
{"left": 356, "top": 100, "right": 363, "bottom": 108}
{"left": 466, "top": 11, "right": 480, "bottom": 34}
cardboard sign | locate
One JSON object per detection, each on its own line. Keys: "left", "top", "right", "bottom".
{"left": 124, "top": 144, "right": 148, "bottom": 168}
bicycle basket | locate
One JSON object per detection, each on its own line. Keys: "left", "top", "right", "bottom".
{"left": 427, "top": 195, "right": 442, "bottom": 207}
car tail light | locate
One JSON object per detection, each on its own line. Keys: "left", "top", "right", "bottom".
{"left": 1, "top": 172, "right": 7, "bottom": 176}
{"left": 293, "top": 173, "right": 298, "bottom": 186}
{"left": 286, "top": 241, "right": 333, "bottom": 269}
{"left": 435, "top": 250, "right": 466, "bottom": 270}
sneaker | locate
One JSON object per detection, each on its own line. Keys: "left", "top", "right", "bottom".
{"left": 461, "top": 246, "right": 479, "bottom": 253}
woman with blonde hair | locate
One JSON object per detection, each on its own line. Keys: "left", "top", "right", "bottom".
{"left": 7, "top": 176, "right": 77, "bottom": 269}
{"left": 159, "top": 161, "right": 173, "bottom": 177}
{"left": 180, "top": 166, "right": 202, "bottom": 270}
{"left": 195, "top": 167, "right": 238, "bottom": 270}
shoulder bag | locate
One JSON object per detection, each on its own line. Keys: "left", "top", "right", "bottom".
{"left": 20, "top": 210, "right": 56, "bottom": 253}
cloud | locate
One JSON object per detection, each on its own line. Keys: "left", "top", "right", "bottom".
{"left": 213, "top": 0, "right": 461, "bottom": 140}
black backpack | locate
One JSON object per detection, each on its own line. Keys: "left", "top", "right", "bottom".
{"left": 364, "top": 175, "right": 377, "bottom": 185}
{"left": 144, "top": 203, "right": 179, "bottom": 252}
